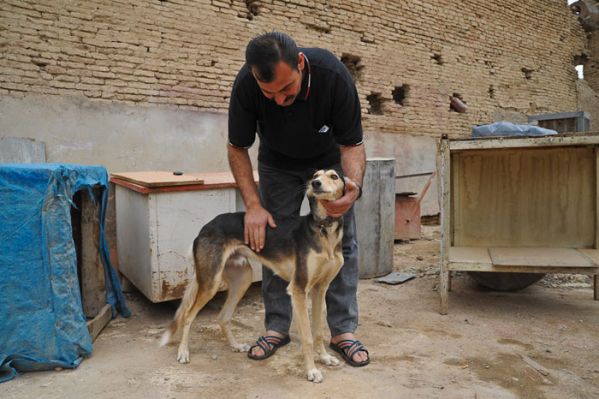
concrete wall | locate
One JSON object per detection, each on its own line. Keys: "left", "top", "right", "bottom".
{"left": 0, "top": 136, "right": 46, "bottom": 163}
{"left": 0, "top": 93, "right": 259, "bottom": 173}
{"left": 364, "top": 132, "right": 439, "bottom": 216}
{"left": 578, "top": 80, "right": 599, "bottom": 131}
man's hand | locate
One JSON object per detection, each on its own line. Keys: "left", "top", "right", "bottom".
{"left": 244, "top": 204, "right": 277, "bottom": 252}
{"left": 321, "top": 178, "right": 361, "bottom": 218}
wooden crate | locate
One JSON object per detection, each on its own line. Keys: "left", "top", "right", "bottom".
{"left": 439, "top": 133, "right": 599, "bottom": 314}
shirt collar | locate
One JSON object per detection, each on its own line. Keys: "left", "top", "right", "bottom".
{"left": 296, "top": 55, "right": 311, "bottom": 102}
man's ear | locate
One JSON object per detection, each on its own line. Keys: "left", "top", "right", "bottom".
{"left": 298, "top": 52, "right": 305, "bottom": 71}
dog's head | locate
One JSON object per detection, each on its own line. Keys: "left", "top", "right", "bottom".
{"left": 306, "top": 169, "right": 346, "bottom": 201}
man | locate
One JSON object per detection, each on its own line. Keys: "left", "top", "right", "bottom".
{"left": 227, "top": 32, "right": 369, "bottom": 367}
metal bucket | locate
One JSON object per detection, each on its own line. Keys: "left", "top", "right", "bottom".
{"left": 354, "top": 158, "right": 395, "bottom": 278}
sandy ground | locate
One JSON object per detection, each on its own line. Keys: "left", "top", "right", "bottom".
{"left": 3, "top": 227, "right": 599, "bottom": 399}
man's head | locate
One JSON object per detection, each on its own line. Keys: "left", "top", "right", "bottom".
{"left": 245, "top": 32, "right": 306, "bottom": 107}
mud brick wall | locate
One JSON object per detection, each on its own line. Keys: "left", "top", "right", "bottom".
{"left": 0, "top": 0, "right": 591, "bottom": 137}
{"left": 587, "top": 31, "right": 599, "bottom": 94}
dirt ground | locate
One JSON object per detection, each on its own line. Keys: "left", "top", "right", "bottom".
{"left": 3, "top": 226, "right": 599, "bottom": 399}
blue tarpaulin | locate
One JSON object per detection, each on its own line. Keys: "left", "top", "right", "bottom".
{"left": 0, "top": 164, "right": 130, "bottom": 383}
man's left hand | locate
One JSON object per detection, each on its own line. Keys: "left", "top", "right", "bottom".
{"left": 321, "top": 178, "right": 361, "bottom": 218}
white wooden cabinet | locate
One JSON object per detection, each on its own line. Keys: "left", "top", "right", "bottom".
{"left": 112, "top": 172, "right": 261, "bottom": 302}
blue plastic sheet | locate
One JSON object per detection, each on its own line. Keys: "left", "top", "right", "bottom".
{"left": 472, "top": 121, "right": 558, "bottom": 137}
{"left": 0, "top": 164, "right": 130, "bottom": 383}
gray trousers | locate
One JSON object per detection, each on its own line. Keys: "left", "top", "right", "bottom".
{"left": 258, "top": 162, "right": 359, "bottom": 337}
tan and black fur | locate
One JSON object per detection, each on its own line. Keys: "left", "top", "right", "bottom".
{"left": 160, "top": 169, "right": 347, "bottom": 383}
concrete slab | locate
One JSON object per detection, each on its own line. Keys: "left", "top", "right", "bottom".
{"left": 0, "top": 137, "right": 46, "bottom": 163}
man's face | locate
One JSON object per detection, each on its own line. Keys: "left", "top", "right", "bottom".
{"left": 252, "top": 53, "right": 305, "bottom": 107}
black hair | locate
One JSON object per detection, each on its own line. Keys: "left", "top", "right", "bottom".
{"left": 245, "top": 32, "right": 299, "bottom": 83}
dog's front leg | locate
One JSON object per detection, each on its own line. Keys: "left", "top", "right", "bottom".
{"left": 311, "top": 284, "right": 339, "bottom": 367}
{"left": 290, "top": 285, "right": 322, "bottom": 383}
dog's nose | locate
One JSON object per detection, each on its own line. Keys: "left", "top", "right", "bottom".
{"left": 311, "top": 180, "right": 322, "bottom": 189}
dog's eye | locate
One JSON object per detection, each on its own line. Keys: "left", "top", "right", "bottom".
{"left": 330, "top": 175, "right": 338, "bottom": 180}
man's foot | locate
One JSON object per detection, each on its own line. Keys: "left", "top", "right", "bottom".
{"left": 247, "top": 330, "right": 290, "bottom": 360}
{"left": 330, "top": 332, "right": 369, "bottom": 367}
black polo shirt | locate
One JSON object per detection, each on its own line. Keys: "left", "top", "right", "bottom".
{"left": 228, "top": 48, "right": 363, "bottom": 171}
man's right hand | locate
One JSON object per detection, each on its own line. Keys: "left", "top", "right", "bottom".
{"left": 244, "top": 204, "right": 277, "bottom": 252}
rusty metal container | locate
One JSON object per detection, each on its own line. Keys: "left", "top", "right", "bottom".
{"left": 394, "top": 172, "right": 435, "bottom": 241}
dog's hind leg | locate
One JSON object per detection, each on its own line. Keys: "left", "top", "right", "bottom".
{"left": 310, "top": 284, "right": 339, "bottom": 367}
{"left": 176, "top": 282, "right": 220, "bottom": 364}
{"left": 160, "top": 275, "right": 199, "bottom": 347}
{"left": 217, "top": 254, "right": 253, "bottom": 352}
{"left": 290, "top": 285, "right": 322, "bottom": 383}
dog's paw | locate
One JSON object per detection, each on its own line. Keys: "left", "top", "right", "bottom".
{"left": 177, "top": 348, "right": 190, "bottom": 364}
{"left": 319, "top": 352, "right": 340, "bottom": 366}
{"left": 232, "top": 343, "right": 251, "bottom": 353}
{"left": 306, "top": 368, "right": 323, "bottom": 383}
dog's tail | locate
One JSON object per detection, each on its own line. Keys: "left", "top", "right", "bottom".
{"left": 160, "top": 273, "right": 199, "bottom": 347}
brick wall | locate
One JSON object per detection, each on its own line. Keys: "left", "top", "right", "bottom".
{"left": 0, "top": 0, "right": 590, "bottom": 137}
{"left": 587, "top": 31, "right": 599, "bottom": 94}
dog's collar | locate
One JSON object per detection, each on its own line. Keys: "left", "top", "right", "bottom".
{"left": 317, "top": 216, "right": 338, "bottom": 228}
{"left": 316, "top": 216, "right": 339, "bottom": 236}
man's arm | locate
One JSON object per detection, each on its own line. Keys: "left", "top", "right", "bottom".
{"left": 228, "top": 144, "right": 261, "bottom": 209}
{"left": 340, "top": 143, "right": 366, "bottom": 189}
{"left": 227, "top": 144, "right": 276, "bottom": 252}
{"left": 321, "top": 143, "right": 366, "bottom": 218}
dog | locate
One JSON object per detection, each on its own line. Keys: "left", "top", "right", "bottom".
{"left": 160, "top": 169, "right": 347, "bottom": 383}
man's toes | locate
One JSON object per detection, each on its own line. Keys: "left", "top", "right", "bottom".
{"left": 251, "top": 347, "right": 265, "bottom": 357}
{"left": 353, "top": 352, "right": 368, "bottom": 363}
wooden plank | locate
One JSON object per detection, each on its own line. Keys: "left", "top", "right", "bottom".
{"left": 583, "top": 147, "right": 599, "bottom": 301}
{"left": 520, "top": 354, "right": 551, "bottom": 384}
{"left": 439, "top": 137, "right": 450, "bottom": 315}
{"left": 81, "top": 187, "right": 106, "bottom": 318}
{"left": 448, "top": 263, "right": 598, "bottom": 274}
{"left": 449, "top": 132, "right": 599, "bottom": 151}
{"left": 86, "top": 304, "right": 112, "bottom": 342}
{"left": 596, "top": 147, "right": 599, "bottom": 249}
{"left": 449, "top": 247, "right": 492, "bottom": 264}
{"left": 579, "top": 249, "right": 599, "bottom": 265}
{"left": 490, "top": 247, "right": 595, "bottom": 268}
{"left": 452, "top": 147, "right": 595, "bottom": 248}
{"left": 111, "top": 171, "right": 259, "bottom": 194}
{"left": 111, "top": 171, "right": 204, "bottom": 187}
